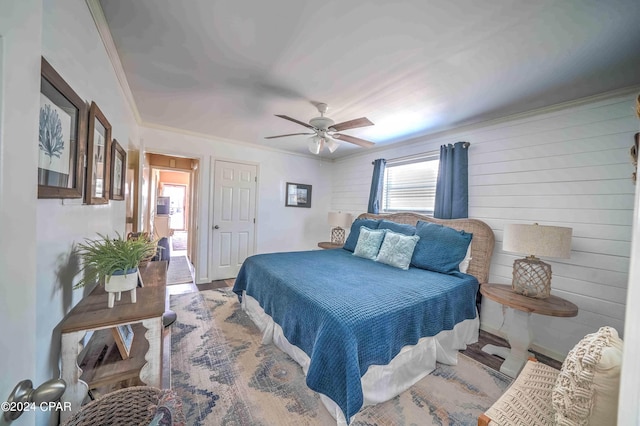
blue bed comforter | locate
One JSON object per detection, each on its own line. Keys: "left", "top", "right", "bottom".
{"left": 232, "top": 248, "right": 478, "bottom": 422}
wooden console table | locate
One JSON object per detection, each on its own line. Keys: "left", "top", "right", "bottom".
{"left": 480, "top": 283, "right": 578, "bottom": 377}
{"left": 60, "top": 261, "right": 167, "bottom": 423}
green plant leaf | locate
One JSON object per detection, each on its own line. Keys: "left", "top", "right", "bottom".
{"left": 73, "top": 232, "right": 158, "bottom": 288}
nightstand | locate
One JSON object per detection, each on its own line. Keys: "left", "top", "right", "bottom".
{"left": 317, "top": 242, "right": 343, "bottom": 249}
{"left": 480, "top": 283, "right": 578, "bottom": 377}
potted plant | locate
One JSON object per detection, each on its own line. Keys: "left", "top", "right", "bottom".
{"left": 75, "top": 232, "right": 158, "bottom": 308}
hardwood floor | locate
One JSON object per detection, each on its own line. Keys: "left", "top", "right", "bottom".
{"left": 161, "top": 280, "right": 562, "bottom": 387}
{"left": 196, "top": 279, "right": 233, "bottom": 291}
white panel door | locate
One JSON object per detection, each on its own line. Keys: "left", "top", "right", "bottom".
{"left": 211, "top": 160, "right": 257, "bottom": 279}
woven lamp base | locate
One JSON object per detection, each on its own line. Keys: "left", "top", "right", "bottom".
{"left": 511, "top": 257, "right": 552, "bottom": 299}
{"left": 331, "top": 227, "right": 346, "bottom": 245}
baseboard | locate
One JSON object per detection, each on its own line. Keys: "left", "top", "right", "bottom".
{"left": 479, "top": 324, "right": 566, "bottom": 363}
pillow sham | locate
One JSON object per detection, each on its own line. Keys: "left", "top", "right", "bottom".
{"left": 459, "top": 244, "right": 472, "bottom": 274}
{"left": 377, "top": 219, "right": 416, "bottom": 236}
{"left": 343, "top": 219, "right": 380, "bottom": 252}
{"left": 353, "top": 227, "right": 387, "bottom": 260}
{"left": 411, "top": 221, "right": 472, "bottom": 274}
{"left": 376, "top": 231, "right": 420, "bottom": 270}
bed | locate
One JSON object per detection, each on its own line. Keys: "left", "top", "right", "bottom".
{"left": 232, "top": 212, "right": 495, "bottom": 425}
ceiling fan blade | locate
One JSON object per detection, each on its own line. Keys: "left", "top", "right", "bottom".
{"left": 333, "top": 133, "right": 375, "bottom": 148}
{"left": 330, "top": 117, "right": 373, "bottom": 132}
{"left": 275, "top": 114, "right": 315, "bottom": 129}
{"left": 265, "top": 133, "right": 315, "bottom": 139}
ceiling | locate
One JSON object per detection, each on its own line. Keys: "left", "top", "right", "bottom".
{"left": 99, "top": 0, "right": 640, "bottom": 158}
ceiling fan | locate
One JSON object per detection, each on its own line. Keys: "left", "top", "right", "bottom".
{"left": 265, "top": 103, "right": 375, "bottom": 154}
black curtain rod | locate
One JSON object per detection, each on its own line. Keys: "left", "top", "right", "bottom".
{"left": 371, "top": 142, "right": 470, "bottom": 164}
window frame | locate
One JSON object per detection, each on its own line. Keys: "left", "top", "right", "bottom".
{"left": 380, "top": 152, "right": 440, "bottom": 215}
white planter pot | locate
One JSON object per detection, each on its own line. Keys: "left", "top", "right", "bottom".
{"left": 105, "top": 268, "right": 138, "bottom": 308}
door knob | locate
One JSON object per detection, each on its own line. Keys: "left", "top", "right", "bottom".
{"left": 3, "top": 378, "right": 66, "bottom": 421}
{"left": 214, "top": 225, "right": 219, "bottom": 229}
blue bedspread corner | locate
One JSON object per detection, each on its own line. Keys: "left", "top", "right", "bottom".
{"left": 232, "top": 259, "right": 250, "bottom": 301}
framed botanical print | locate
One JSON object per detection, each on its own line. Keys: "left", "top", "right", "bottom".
{"left": 38, "top": 57, "right": 87, "bottom": 198}
{"left": 86, "top": 101, "right": 112, "bottom": 204}
{"left": 110, "top": 139, "right": 126, "bottom": 200}
{"left": 285, "top": 182, "right": 312, "bottom": 208}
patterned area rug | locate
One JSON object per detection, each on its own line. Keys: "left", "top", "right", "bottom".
{"left": 170, "top": 289, "right": 512, "bottom": 425}
{"left": 167, "top": 255, "right": 193, "bottom": 285}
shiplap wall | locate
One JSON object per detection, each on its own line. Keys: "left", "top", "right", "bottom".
{"left": 331, "top": 91, "right": 638, "bottom": 359}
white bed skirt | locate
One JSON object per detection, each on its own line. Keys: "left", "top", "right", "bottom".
{"left": 241, "top": 291, "right": 479, "bottom": 425}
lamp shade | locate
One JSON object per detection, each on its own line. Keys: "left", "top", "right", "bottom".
{"left": 308, "top": 136, "right": 322, "bottom": 154}
{"left": 328, "top": 211, "right": 352, "bottom": 229}
{"left": 326, "top": 138, "right": 339, "bottom": 153}
{"left": 503, "top": 223, "right": 572, "bottom": 259}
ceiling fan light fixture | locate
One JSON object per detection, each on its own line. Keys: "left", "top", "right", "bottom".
{"left": 326, "top": 138, "right": 339, "bottom": 153}
{"left": 268, "top": 103, "right": 376, "bottom": 153}
{"left": 308, "top": 136, "right": 322, "bottom": 154}
{"left": 309, "top": 116, "right": 335, "bottom": 130}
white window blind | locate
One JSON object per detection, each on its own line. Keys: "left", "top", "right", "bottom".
{"left": 381, "top": 153, "right": 439, "bottom": 214}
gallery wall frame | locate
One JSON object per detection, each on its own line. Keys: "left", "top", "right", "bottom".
{"left": 110, "top": 139, "right": 126, "bottom": 200}
{"left": 38, "top": 57, "right": 88, "bottom": 199}
{"left": 85, "top": 101, "right": 112, "bottom": 204}
{"left": 285, "top": 182, "right": 312, "bottom": 208}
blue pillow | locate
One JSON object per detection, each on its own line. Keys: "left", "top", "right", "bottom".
{"left": 353, "top": 227, "right": 387, "bottom": 260}
{"left": 411, "top": 221, "right": 473, "bottom": 274}
{"left": 376, "top": 231, "right": 420, "bottom": 270}
{"left": 378, "top": 219, "right": 416, "bottom": 236}
{"left": 343, "top": 219, "right": 380, "bottom": 252}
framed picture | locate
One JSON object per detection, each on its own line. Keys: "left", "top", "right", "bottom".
{"left": 111, "top": 324, "right": 134, "bottom": 359}
{"left": 85, "top": 101, "right": 112, "bottom": 204}
{"left": 285, "top": 182, "right": 312, "bottom": 208}
{"left": 110, "top": 139, "right": 126, "bottom": 200}
{"left": 38, "top": 58, "right": 88, "bottom": 198}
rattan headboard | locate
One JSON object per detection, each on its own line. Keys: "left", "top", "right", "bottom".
{"left": 357, "top": 212, "right": 495, "bottom": 285}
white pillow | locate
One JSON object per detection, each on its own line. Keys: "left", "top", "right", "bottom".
{"left": 552, "top": 326, "right": 623, "bottom": 426}
{"left": 459, "top": 243, "right": 472, "bottom": 273}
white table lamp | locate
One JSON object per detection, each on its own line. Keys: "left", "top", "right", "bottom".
{"left": 503, "top": 223, "right": 572, "bottom": 299}
{"left": 328, "top": 212, "right": 352, "bottom": 245}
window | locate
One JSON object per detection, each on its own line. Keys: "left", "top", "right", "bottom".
{"left": 381, "top": 153, "right": 439, "bottom": 214}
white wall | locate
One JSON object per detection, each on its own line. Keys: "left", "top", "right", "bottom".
{"left": 331, "top": 91, "right": 638, "bottom": 360}
{"left": 0, "top": 1, "right": 42, "bottom": 425}
{"left": 140, "top": 126, "right": 332, "bottom": 283}
{"left": 619, "top": 144, "right": 640, "bottom": 425}
{"left": 34, "top": 1, "right": 140, "bottom": 425}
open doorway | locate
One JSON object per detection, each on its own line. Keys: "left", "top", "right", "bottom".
{"left": 159, "top": 175, "right": 189, "bottom": 255}
{"left": 143, "top": 153, "right": 199, "bottom": 275}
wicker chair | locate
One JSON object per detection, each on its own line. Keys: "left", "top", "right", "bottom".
{"left": 62, "top": 386, "right": 184, "bottom": 426}
{"left": 479, "top": 326, "right": 623, "bottom": 426}
{"left": 478, "top": 359, "right": 559, "bottom": 426}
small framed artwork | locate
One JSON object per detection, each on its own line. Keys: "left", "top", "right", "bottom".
{"left": 85, "top": 101, "right": 112, "bottom": 204}
{"left": 110, "top": 139, "right": 126, "bottom": 200}
{"left": 38, "top": 57, "right": 88, "bottom": 198}
{"left": 111, "top": 324, "right": 134, "bottom": 359}
{"left": 285, "top": 182, "right": 312, "bottom": 208}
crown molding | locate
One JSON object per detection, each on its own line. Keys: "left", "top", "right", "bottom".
{"left": 141, "top": 121, "right": 333, "bottom": 163}
{"left": 334, "top": 85, "right": 640, "bottom": 163}
{"left": 85, "top": 0, "right": 142, "bottom": 124}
